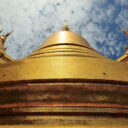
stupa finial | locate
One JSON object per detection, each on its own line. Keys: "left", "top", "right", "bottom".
{"left": 61, "top": 20, "right": 70, "bottom": 31}
{"left": 0, "top": 31, "right": 13, "bottom": 51}
{"left": 121, "top": 28, "right": 128, "bottom": 36}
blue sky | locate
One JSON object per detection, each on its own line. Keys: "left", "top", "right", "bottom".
{"left": 0, "top": 0, "right": 128, "bottom": 60}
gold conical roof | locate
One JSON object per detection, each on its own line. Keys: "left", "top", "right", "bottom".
{"left": 29, "top": 23, "right": 95, "bottom": 58}
{"left": 0, "top": 24, "right": 128, "bottom": 83}
{"left": 38, "top": 23, "right": 92, "bottom": 50}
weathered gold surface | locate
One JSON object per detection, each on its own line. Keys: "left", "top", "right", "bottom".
{"left": 0, "top": 81, "right": 128, "bottom": 109}
{"left": 0, "top": 125, "right": 128, "bottom": 128}
{"left": 0, "top": 116, "right": 128, "bottom": 127}
{"left": 1, "top": 80, "right": 128, "bottom": 127}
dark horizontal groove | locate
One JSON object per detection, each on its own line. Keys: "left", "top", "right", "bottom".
{"left": 0, "top": 78, "right": 128, "bottom": 86}
{"left": 0, "top": 112, "right": 128, "bottom": 118}
{"left": 28, "top": 50, "right": 96, "bottom": 58}
{"left": 37, "top": 43, "right": 96, "bottom": 52}
{"left": 28, "top": 54, "right": 99, "bottom": 59}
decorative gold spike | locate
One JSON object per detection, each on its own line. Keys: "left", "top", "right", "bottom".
{"left": 61, "top": 20, "right": 70, "bottom": 31}
{"left": 120, "top": 28, "right": 128, "bottom": 54}
{"left": 124, "top": 46, "right": 128, "bottom": 50}
{"left": 121, "top": 28, "right": 128, "bottom": 36}
{"left": 5, "top": 31, "right": 13, "bottom": 38}
{"left": 124, "top": 46, "right": 128, "bottom": 54}
{"left": 0, "top": 31, "right": 13, "bottom": 51}
{"left": 0, "top": 31, "right": 13, "bottom": 44}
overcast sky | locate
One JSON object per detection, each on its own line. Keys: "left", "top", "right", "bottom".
{"left": 0, "top": 0, "right": 128, "bottom": 60}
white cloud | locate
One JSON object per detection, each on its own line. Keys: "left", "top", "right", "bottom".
{"left": 115, "top": 8, "right": 128, "bottom": 28}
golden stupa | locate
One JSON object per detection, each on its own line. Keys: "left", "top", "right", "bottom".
{"left": 0, "top": 23, "right": 128, "bottom": 128}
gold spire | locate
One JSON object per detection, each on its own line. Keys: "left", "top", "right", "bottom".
{"left": 4, "top": 31, "right": 13, "bottom": 39}
{"left": 120, "top": 28, "right": 128, "bottom": 53}
{"left": 38, "top": 22, "right": 92, "bottom": 49}
{"left": 61, "top": 20, "right": 70, "bottom": 31}
{"left": 0, "top": 31, "right": 14, "bottom": 63}
{"left": 0, "top": 31, "right": 13, "bottom": 51}
{"left": 121, "top": 28, "right": 128, "bottom": 36}
{"left": 124, "top": 46, "right": 128, "bottom": 54}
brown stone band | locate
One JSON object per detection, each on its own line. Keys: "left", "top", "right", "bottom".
{"left": 0, "top": 112, "right": 128, "bottom": 117}
{"left": 0, "top": 78, "right": 128, "bottom": 86}
{"left": 0, "top": 78, "right": 128, "bottom": 118}
{"left": 0, "top": 103, "right": 128, "bottom": 109}
{"left": 0, "top": 80, "right": 128, "bottom": 107}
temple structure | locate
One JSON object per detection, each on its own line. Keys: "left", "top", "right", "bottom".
{"left": 0, "top": 24, "right": 128, "bottom": 128}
